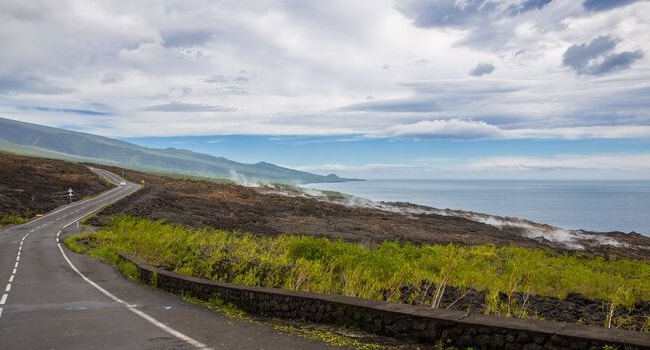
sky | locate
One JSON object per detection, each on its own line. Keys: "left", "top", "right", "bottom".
{"left": 1, "top": 0, "right": 649, "bottom": 180}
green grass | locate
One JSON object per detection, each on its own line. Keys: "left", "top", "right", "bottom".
{"left": 0, "top": 214, "right": 29, "bottom": 226}
{"left": 319, "top": 190, "right": 351, "bottom": 201}
{"left": 69, "top": 215, "right": 650, "bottom": 324}
{"left": 182, "top": 295, "right": 393, "bottom": 349}
{"left": 63, "top": 235, "right": 89, "bottom": 253}
{"left": 270, "top": 324, "right": 385, "bottom": 350}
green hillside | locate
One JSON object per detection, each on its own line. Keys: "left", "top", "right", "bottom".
{"left": 0, "top": 117, "right": 350, "bottom": 184}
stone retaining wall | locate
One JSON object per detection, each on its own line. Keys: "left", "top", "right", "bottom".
{"left": 119, "top": 253, "right": 650, "bottom": 349}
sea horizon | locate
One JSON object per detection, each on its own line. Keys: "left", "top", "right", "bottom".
{"left": 303, "top": 178, "right": 650, "bottom": 236}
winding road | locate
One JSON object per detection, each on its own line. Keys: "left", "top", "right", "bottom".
{"left": 0, "top": 168, "right": 340, "bottom": 349}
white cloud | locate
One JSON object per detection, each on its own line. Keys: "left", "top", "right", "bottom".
{"left": 296, "top": 163, "right": 417, "bottom": 174}
{"left": 0, "top": 0, "right": 648, "bottom": 141}
{"left": 468, "top": 154, "right": 650, "bottom": 172}
{"left": 379, "top": 119, "right": 503, "bottom": 139}
{"left": 296, "top": 153, "right": 650, "bottom": 180}
{"left": 507, "top": 125, "right": 650, "bottom": 139}
{"left": 371, "top": 119, "right": 650, "bottom": 140}
{"left": 295, "top": 162, "right": 441, "bottom": 180}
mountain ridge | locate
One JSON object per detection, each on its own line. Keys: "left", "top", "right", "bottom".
{"left": 0, "top": 117, "right": 354, "bottom": 184}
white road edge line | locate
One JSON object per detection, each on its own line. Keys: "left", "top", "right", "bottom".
{"left": 57, "top": 223, "right": 211, "bottom": 349}
{"left": 0, "top": 174, "right": 127, "bottom": 321}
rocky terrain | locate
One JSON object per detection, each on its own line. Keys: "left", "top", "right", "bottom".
{"left": 390, "top": 284, "right": 650, "bottom": 330}
{"left": 90, "top": 165, "right": 650, "bottom": 262}
{"left": 0, "top": 153, "right": 113, "bottom": 220}
{"left": 2, "top": 153, "right": 649, "bottom": 331}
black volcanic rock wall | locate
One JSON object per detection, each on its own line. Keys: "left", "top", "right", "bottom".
{"left": 119, "top": 253, "right": 650, "bottom": 350}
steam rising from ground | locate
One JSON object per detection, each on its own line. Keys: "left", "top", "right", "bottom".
{"left": 228, "top": 169, "right": 264, "bottom": 187}
{"left": 279, "top": 185, "right": 628, "bottom": 250}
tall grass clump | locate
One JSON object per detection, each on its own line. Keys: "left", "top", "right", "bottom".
{"left": 0, "top": 214, "right": 29, "bottom": 226}
{"left": 78, "top": 216, "right": 650, "bottom": 322}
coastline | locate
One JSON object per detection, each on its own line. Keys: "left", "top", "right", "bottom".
{"left": 303, "top": 179, "right": 650, "bottom": 236}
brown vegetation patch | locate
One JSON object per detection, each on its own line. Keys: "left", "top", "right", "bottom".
{"left": 90, "top": 165, "right": 650, "bottom": 261}
{"left": 0, "top": 153, "right": 113, "bottom": 219}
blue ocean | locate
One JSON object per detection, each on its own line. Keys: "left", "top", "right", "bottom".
{"left": 303, "top": 180, "right": 650, "bottom": 236}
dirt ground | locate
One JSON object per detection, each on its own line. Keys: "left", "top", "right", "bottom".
{"left": 88, "top": 165, "right": 650, "bottom": 331}
{"left": 3, "top": 153, "right": 649, "bottom": 331}
{"left": 4, "top": 154, "right": 647, "bottom": 262}
{"left": 0, "top": 153, "right": 113, "bottom": 219}
{"left": 90, "top": 165, "right": 650, "bottom": 261}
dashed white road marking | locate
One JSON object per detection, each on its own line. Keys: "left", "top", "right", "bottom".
{"left": 0, "top": 175, "right": 125, "bottom": 322}
{"left": 0, "top": 229, "right": 28, "bottom": 321}
{"left": 0, "top": 173, "right": 154, "bottom": 335}
{"left": 4, "top": 181, "right": 119, "bottom": 309}
{"left": 0, "top": 177, "right": 205, "bottom": 347}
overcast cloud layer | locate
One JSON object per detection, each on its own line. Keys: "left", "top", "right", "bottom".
{"left": 1, "top": 0, "right": 649, "bottom": 178}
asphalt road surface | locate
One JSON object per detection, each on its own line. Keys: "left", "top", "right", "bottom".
{"left": 0, "top": 168, "right": 341, "bottom": 349}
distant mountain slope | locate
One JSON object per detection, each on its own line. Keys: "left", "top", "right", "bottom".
{"left": 0, "top": 117, "right": 351, "bottom": 184}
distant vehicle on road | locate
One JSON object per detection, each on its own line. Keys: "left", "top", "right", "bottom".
{"left": 119, "top": 181, "right": 126, "bottom": 186}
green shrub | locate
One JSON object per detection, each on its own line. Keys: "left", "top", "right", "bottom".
{"left": 72, "top": 215, "right": 650, "bottom": 323}
{"left": 0, "top": 214, "right": 28, "bottom": 225}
